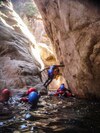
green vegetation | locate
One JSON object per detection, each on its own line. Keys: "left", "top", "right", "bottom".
{"left": 0, "top": 0, "right": 3, "bottom": 5}
{"left": 25, "top": 2, "right": 39, "bottom": 17}
{"left": 12, "top": 0, "right": 40, "bottom": 18}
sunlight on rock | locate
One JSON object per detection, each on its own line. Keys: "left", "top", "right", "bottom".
{"left": 1, "top": 1, "right": 100, "bottom": 132}
{"left": 0, "top": 17, "right": 14, "bottom": 30}
{"left": 38, "top": 43, "right": 56, "bottom": 66}
{"left": 12, "top": 10, "right": 44, "bottom": 69}
{"left": 1, "top": 1, "right": 44, "bottom": 69}
{"left": 49, "top": 76, "right": 67, "bottom": 90}
{"left": 30, "top": 45, "right": 44, "bottom": 69}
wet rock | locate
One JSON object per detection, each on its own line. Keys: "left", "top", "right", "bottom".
{"left": 0, "top": 122, "right": 3, "bottom": 127}
{"left": 20, "top": 118, "right": 25, "bottom": 122}
{"left": 30, "top": 126, "right": 38, "bottom": 131}
{"left": 0, "top": 103, "right": 3, "bottom": 110}
{"left": 62, "top": 105, "right": 66, "bottom": 109}
{"left": 57, "top": 101, "right": 63, "bottom": 105}
{"left": 13, "top": 131, "right": 20, "bottom": 133}
{"left": 43, "top": 111, "right": 51, "bottom": 115}
{"left": 20, "top": 124, "right": 29, "bottom": 131}
{"left": 25, "top": 113, "right": 34, "bottom": 121}
{"left": 0, "top": 95, "right": 100, "bottom": 133}
{"left": 0, "top": 103, "right": 13, "bottom": 120}
{"left": 34, "top": 83, "right": 48, "bottom": 95}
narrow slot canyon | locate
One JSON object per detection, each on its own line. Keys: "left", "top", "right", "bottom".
{"left": 0, "top": 0, "right": 100, "bottom": 133}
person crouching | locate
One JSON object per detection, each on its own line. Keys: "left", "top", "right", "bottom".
{"left": 20, "top": 87, "right": 40, "bottom": 109}
{"left": 55, "top": 83, "right": 72, "bottom": 97}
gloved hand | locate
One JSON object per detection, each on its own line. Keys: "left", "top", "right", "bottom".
{"left": 19, "top": 97, "right": 28, "bottom": 102}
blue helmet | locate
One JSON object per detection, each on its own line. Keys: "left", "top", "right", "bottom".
{"left": 28, "top": 92, "right": 39, "bottom": 104}
{"left": 60, "top": 84, "right": 65, "bottom": 91}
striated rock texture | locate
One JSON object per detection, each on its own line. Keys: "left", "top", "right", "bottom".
{"left": 34, "top": 0, "right": 100, "bottom": 98}
{"left": 11, "top": 0, "right": 57, "bottom": 66}
{"left": 0, "top": 1, "right": 45, "bottom": 91}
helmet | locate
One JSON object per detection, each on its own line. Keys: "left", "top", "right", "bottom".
{"left": 28, "top": 92, "right": 39, "bottom": 104}
{"left": 26, "top": 87, "right": 37, "bottom": 95}
{"left": 60, "top": 84, "right": 65, "bottom": 91}
{"left": 2, "top": 89, "right": 11, "bottom": 96}
{"left": 1, "top": 88, "right": 11, "bottom": 101}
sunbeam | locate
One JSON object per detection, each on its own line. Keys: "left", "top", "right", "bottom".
{"left": 12, "top": 10, "right": 44, "bottom": 69}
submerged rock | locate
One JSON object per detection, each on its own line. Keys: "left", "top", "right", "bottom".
{"left": 0, "top": 102, "right": 13, "bottom": 120}
{"left": 25, "top": 113, "right": 34, "bottom": 121}
{"left": 20, "top": 124, "right": 29, "bottom": 131}
{"left": 0, "top": 94, "right": 100, "bottom": 133}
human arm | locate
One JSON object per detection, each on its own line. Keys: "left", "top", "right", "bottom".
{"left": 39, "top": 67, "right": 49, "bottom": 73}
{"left": 20, "top": 97, "right": 28, "bottom": 102}
{"left": 55, "top": 64, "right": 65, "bottom": 68}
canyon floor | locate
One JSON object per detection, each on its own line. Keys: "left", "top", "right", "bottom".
{"left": 0, "top": 90, "right": 100, "bottom": 133}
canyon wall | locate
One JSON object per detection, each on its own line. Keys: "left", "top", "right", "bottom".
{"left": 0, "top": 1, "right": 45, "bottom": 92}
{"left": 11, "top": 0, "right": 57, "bottom": 66}
{"left": 34, "top": 0, "right": 100, "bottom": 98}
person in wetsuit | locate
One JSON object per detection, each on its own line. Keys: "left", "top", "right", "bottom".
{"left": 42, "top": 64, "right": 65, "bottom": 88}
{"left": 56, "top": 83, "right": 72, "bottom": 97}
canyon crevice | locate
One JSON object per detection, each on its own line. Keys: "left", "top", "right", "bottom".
{"left": 34, "top": 0, "right": 100, "bottom": 98}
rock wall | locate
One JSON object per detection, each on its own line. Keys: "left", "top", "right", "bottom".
{"left": 11, "top": 0, "right": 57, "bottom": 66}
{"left": 34, "top": 0, "right": 100, "bottom": 98}
{"left": 0, "top": 1, "right": 45, "bottom": 91}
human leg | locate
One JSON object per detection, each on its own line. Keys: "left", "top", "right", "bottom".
{"left": 45, "top": 77, "right": 53, "bottom": 88}
{"left": 43, "top": 78, "right": 50, "bottom": 86}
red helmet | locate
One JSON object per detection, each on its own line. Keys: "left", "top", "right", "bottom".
{"left": 1, "top": 89, "right": 11, "bottom": 102}
{"left": 2, "top": 89, "right": 11, "bottom": 96}
{"left": 26, "top": 87, "right": 36, "bottom": 95}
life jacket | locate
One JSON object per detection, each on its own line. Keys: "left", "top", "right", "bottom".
{"left": 53, "top": 68, "right": 59, "bottom": 75}
{"left": 48, "top": 65, "right": 59, "bottom": 77}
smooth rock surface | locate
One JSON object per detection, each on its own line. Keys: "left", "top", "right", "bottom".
{"left": 34, "top": 0, "right": 100, "bottom": 98}
{"left": 0, "top": 1, "right": 43, "bottom": 90}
